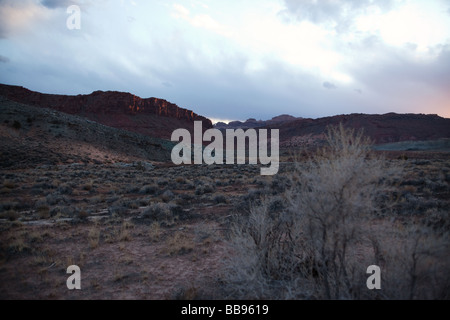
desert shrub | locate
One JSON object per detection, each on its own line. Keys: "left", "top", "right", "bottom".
{"left": 157, "top": 178, "right": 168, "bottom": 187}
{"left": 223, "top": 124, "right": 450, "bottom": 299}
{"left": 13, "top": 120, "right": 21, "bottom": 130}
{"left": 242, "top": 188, "right": 263, "bottom": 203}
{"left": 267, "top": 195, "right": 285, "bottom": 213}
{"left": 445, "top": 173, "right": 450, "bottom": 183}
{"left": 179, "top": 193, "right": 194, "bottom": 202}
{"left": 108, "top": 204, "right": 128, "bottom": 216}
{"left": 82, "top": 181, "right": 94, "bottom": 191}
{"left": 422, "top": 209, "right": 450, "bottom": 234}
{"left": 106, "top": 195, "right": 120, "bottom": 203}
{"left": 195, "top": 184, "right": 214, "bottom": 195}
{"left": 233, "top": 188, "right": 269, "bottom": 215}
{"left": 413, "top": 160, "right": 431, "bottom": 166}
{"left": 0, "top": 201, "right": 19, "bottom": 212}
{"left": 56, "top": 205, "right": 79, "bottom": 217}
{"left": 57, "top": 183, "right": 73, "bottom": 195}
{"left": 126, "top": 184, "right": 140, "bottom": 194}
{"left": 141, "top": 202, "right": 186, "bottom": 224}
{"left": 269, "top": 175, "right": 289, "bottom": 194}
{"left": 32, "top": 181, "right": 56, "bottom": 192}
{"left": 426, "top": 180, "right": 447, "bottom": 193}
{"left": 46, "top": 193, "right": 63, "bottom": 205}
{"left": 160, "top": 189, "right": 175, "bottom": 202}
{"left": 142, "top": 203, "right": 171, "bottom": 221}
{"left": 253, "top": 177, "right": 269, "bottom": 188}
{"left": 89, "top": 196, "right": 104, "bottom": 204}
{"left": 168, "top": 203, "right": 185, "bottom": 219}
{"left": 0, "top": 187, "right": 11, "bottom": 194}
{"left": 185, "top": 181, "right": 195, "bottom": 190}
{"left": 173, "top": 286, "right": 201, "bottom": 300}
{"left": 0, "top": 210, "right": 19, "bottom": 221}
{"left": 78, "top": 210, "right": 89, "bottom": 220}
{"left": 175, "top": 177, "right": 186, "bottom": 184}
{"left": 213, "top": 194, "right": 227, "bottom": 204}
{"left": 35, "top": 198, "right": 48, "bottom": 210}
{"left": 136, "top": 197, "right": 150, "bottom": 206}
{"left": 139, "top": 184, "right": 158, "bottom": 195}
{"left": 37, "top": 207, "right": 50, "bottom": 219}
{"left": 3, "top": 180, "right": 15, "bottom": 189}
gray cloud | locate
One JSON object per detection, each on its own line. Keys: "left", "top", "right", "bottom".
{"left": 0, "top": 55, "right": 9, "bottom": 63}
{"left": 1, "top": 1, "right": 449, "bottom": 121}
{"left": 40, "top": 0, "right": 75, "bottom": 9}
{"left": 350, "top": 42, "right": 450, "bottom": 93}
{"left": 323, "top": 81, "right": 337, "bottom": 89}
{"left": 281, "top": 0, "right": 395, "bottom": 33}
{"left": 343, "top": 41, "right": 450, "bottom": 115}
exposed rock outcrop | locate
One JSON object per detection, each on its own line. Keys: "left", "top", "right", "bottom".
{"left": 0, "top": 84, "right": 212, "bottom": 139}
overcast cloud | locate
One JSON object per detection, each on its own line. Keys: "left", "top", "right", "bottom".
{"left": 0, "top": 0, "right": 449, "bottom": 122}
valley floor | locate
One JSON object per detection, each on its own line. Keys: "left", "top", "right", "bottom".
{"left": 0, "top": 153, "right": 449, "bottom": 299}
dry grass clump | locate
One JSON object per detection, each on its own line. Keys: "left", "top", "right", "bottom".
{"left": 163, "top": 231, "right": 195, "bottom": 256}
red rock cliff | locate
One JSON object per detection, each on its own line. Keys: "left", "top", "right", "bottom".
{"left": 0, "top": 84, "right": 212, "bottom": 139}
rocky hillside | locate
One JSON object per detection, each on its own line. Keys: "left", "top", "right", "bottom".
{"left": 216, "top": 112, "right": 450, "bottom": 149}
{"left": 270, "top": 113, "right": 450, "bottom": 148}
{"left": 0, "top": 97, "right": 175, "bottom": 168}
{"left": 0, "top": 84, "right": 212, "bottom": 139}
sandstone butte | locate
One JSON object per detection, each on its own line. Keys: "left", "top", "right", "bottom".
{"left": 0, "top": 83, "right": 212, "bottom": 139}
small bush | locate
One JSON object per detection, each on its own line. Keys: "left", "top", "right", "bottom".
{"left": 126, "top": 185, "right": 140, "bottom": 194}
{"left": 157, "top": 178, "right": 168, "bottom": 187}
{"left": 213, "top": 194, "right": 227, "bottom": 204}
{"left": 3, "top": 181, "right": 15, "bottom": 189}
{"left": 161, "top": 189, "right": 175, "bottom": 202}
{"left": 0, "top": 210, "right": 19, "bottom": 221}
{"left": 139, "top": 184, "right": 158, "bottom": 195}
{"left": 195, "top": 184, "right": 214, "bottom": 195}
{"left": 13, "top": 120, "right": 21, "bottom": 130}
{"left": 175, "top": 177, "right": 186, "bottom": 184}
{"left": 179, "top": 193, "right": 194, "bottom": 202}
{"left": 82, "top": 182, "right": 93, "bottom": 191}
{"left": 77, "top": 210, "right": 89, "bottom": 220}
{"left": 57, "top": 183, "right": 73, "bottom": 195}
{"left": 142, "top": 203, "right": 171, "bottom": 221}
{"left": 46, "top": 193, "right": 62, "bottom": 205}
{"left": 108, "top": 205, "right": 128, "bottom": 216}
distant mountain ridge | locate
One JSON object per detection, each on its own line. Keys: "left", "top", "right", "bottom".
{"left": 2, "top": 83, "right": 449, "bottom": 150}
{"left": 271, "top": 112, "right": 450, "bottom": 147}
{"left": 214, "top": 114, "right": 299, "bottom": 129}
{"left": 0, "top": 83, "right": 212, "bottom": 139}
{"left": 215, "top": 112, "right": 450, "bottom": 148}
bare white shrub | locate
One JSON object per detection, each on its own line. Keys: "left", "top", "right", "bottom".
{"left": 223, "top": 124, "right": 449, "bottom": 299}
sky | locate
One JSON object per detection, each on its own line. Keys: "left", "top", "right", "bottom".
{"left": 0, "top": 0, "right": 449, "bottom": 123}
